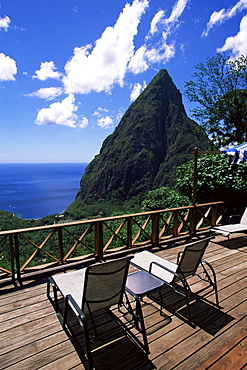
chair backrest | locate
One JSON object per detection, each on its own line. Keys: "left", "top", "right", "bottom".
{"left": 176, "top": 237, "right": 211, "bottom": 280}
{"left": 240, "top": 207, "right": 247, "bottom": 225}
{"left": 81, "top": 255, "right": 132, "bottom": 314}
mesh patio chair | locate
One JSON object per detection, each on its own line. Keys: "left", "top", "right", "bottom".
{"left": 47, "top": 256, "right": 149, "bottom": 370}
{"left": 130, "top": 237, "right": 219, "bottom": 325}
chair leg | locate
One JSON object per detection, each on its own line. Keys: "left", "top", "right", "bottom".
{"left": 201, "top": 260, "right": 220, "bottom": 307}
{"left": 46, "top": 278, "right": 51, "bottom": 298}
{"left": 135, "top": 298, "right": 150, "bottom": 354}
{"left": 184, "top": 288, "right": 192, "bottom": 325}
{"left": 64, "top": 297, "right": 94, "bottom": 370}
{"left": 158, "top": 288, "right": 164, "bottom": 316}
{"left": 47, "top": 277, "right": 59, "bottom": 313}
{"left": 63, "top": 295, "right": 69, "bottom": 327}
{"left": 179, "top": 278, "right": 193, "bottom": 326}
{"left": 121, "top": 292, "right": 139, "bottom": 328}
{"left": 119, "top": 293, "right": 149, "bottom": 354}
{"left": 79, "top": 317, "right": 94, "bottom": 370}
{"left": 211, "top": 267, "right": 220, "bottom": 307}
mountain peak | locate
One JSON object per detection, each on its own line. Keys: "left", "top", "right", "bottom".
{"left": 75, "top": 69, "right": 210, "bottom": 205}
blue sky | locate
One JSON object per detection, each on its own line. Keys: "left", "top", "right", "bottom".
{"left": 1, "top": 0, "right": 247, "bottom": 163}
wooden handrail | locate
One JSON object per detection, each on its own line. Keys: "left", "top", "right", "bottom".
{"left": 0, "top": 202, "right": 222, "bottom": 235}
{"left": 0, "top": 201, "right": 225, "bottom": 285}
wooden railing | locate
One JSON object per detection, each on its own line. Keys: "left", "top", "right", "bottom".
{"left": 0, "top": 201, "right": 225, "bottom": 285}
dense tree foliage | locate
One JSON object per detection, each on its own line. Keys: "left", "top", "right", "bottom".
{"left": 139, "top": 187, "right": 189, "bottom": 211}
{"left": 185, "top": 54, "right": 247, "bottom": 146}
{"left": 0, "top": 210, "right": 60, "bottom": 231}
{"left": 176, "top": 154, "right": 247, "bottom": 214}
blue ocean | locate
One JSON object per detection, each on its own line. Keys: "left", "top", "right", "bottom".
{"left": 0, "top": 163, "right": 87, "bottom": 219}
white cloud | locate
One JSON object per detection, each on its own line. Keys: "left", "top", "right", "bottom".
{"left": 128, "top": 45, "right": 148, "bottom": 73}
{"left": 97, "top": 116, "right": 114, "bottom": 129}
{"left": 26, "top": 87, "right": 63, "bottom": 100}
{"left": 145, "top": 39, "right": 175, "bottom": 64}
{"left": 149, "top": 10, "right": 165, "bottom": 35}
{"left": 63, "top": 0, "right": 149, "bottom": 94}
{"left": 202, "top": 0, "right": 247, "bottom": 37}
{"left": 217, "top": 14, "right": 247, "bottom": 57}
{"left": 0, "top": 53, "right": 17, "bottom": 81}
{"left": 78, "top": 116, "right": 89, "bottom": 129}
{"left": 93, "top": 107, "right": 109, "bottom": 118}
{"left": 165, "top": 0, "right": 187, "bottom": 25}
{"left": 130, "top": 81, "right": 147, "bottom": 101}
{"left": 116, "top": 107, "right": 125, "bottom": 122}
{"left": 129, "top": 0, "right": 187, "bottom": 71}
{"left": 33, "top": 61, "right": 61, "bottom": 81}
{"left": 35, "top": 94, "right": 79, "bottom": 127}
{"left": 0, "top": 15, "right": 11, "bottom": 31}
{"left": 93, "top": 107, "right": 113, "bottom": 128}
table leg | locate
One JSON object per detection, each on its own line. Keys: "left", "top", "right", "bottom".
{"left": 135, "top": 297, "right": 149, "bottom": 354}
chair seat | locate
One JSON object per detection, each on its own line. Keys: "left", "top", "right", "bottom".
{"left": 131, "top": 250, "right": 178, "bottom": 283}
{"left": 52, "top": 268, "right": 86, "bottom": 308}
{"left": 212, "top": 223, "right": 247, "bottom": 234}
{"left": 212, "top": 207, "right": 247, "bottom": 241}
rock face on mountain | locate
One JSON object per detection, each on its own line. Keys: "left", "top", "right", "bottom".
{"left": 76, "top": 69, "right": 210, "bottom": 205}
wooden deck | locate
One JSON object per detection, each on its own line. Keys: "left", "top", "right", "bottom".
{"left": 0, "top": 233, "right": 247, "bottom": 370}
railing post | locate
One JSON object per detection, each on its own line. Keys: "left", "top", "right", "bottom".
{"left": 14, "top": 233, "right": 22, "bottom": 285}
{"left": 151, "top": 213, "right": 160, "bottom": 246}
{"left": 211, "top": 204, "right": 218, "bottom": 226}
{"left": 172, "top": 210, "right": 179, "bottom": 237}
{"left": 95, "top": 221, "right": 103, "bottom": 261}
{"left": 58, "top": 228, "right": 64, "bottom": 264}
{"left": 191, "top": 146, "right": 199, "bottom": 237}
{"left": 9, "top": 234, "right": 16, "bottom": 285}
{"left": 127, "top": 217, "right": 132, "bottom": 248}
{"left": 192, "top": 147, "right": 198, "bottom": 206}
{"left": 190, "top": 206, "right": 197, "bottom": 236}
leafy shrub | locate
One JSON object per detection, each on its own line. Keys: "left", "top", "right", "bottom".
{"left": 140, "top": 187, "right": 190, "bottom": 211}
{"left": 176, "top": 153, "right": 247, "bottom": 214}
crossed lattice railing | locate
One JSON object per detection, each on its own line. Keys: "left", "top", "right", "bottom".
{"left": 0, "top": 201, "right": 224, "bottom": 284}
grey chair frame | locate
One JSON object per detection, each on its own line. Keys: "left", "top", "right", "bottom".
{"left": 47, "top": 256, "right": 149, "bottom": 370}
{"left": 131, "top": 237, "right": 219, "bottom": 326}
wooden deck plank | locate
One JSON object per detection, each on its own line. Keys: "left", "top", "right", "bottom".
{"left": 209, "top": 337, "right": 247, "bottom": 370}
{"left": 2, "top": 340, "right": 81, "bottom": 370}
{"left": 150, "top": 284, "right": 246, "bottom": 362}
{"left": 0, "top": 321, "right": 60, "bottom": 356}
{"left": 0, "top": 312, "right": 58, "bottom": 343}
{"left": 175, "top": 317, "right": 247, "bottom": 370}
{"left": 153, "top": 306, "right": 247, "bottom": 369}
{"left": 146, "top": 276, "right": 247, "bottom": 353}
{"left": 197, "top": 327, "right": 247, "bottom": 370}
{"left": 0, "top": 235, "right": 246, "bottom": 370}
{"left": 38, "top": 352, "right": 84, "bottom": 370}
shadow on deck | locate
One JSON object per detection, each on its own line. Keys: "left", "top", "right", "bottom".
{"left": 0, "top": 233, "right": 247, "bottom": 369}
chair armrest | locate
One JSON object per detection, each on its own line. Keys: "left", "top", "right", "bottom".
{"left": 149, "top": 261, "right": 181, "bottom": 282}
{"left": 177, "top": 251, "right": 183, "bottom": 264}
{"left": 66, "top": 294, "right": 87, "bottom": 322}
{"left": 200, "top": 259, "right": 217, "bottom": 280}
